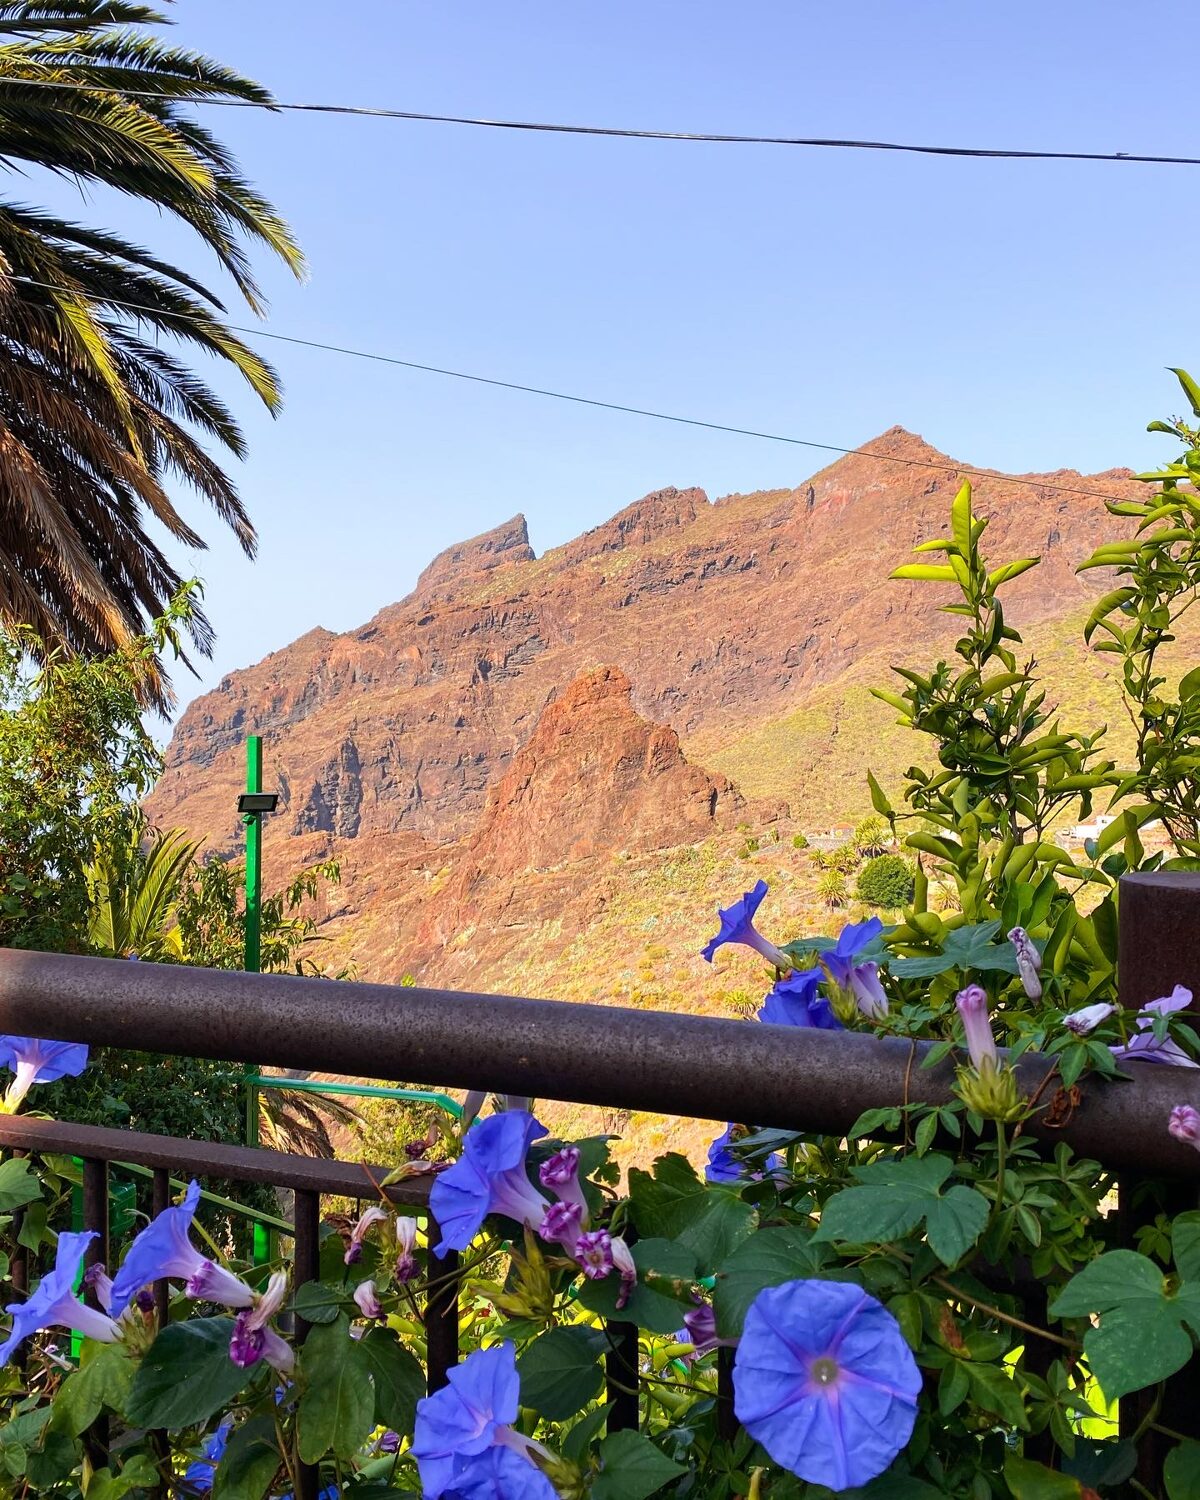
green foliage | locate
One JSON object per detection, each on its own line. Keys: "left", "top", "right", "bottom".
{"left": 856, "top": 852, "right": 915, "bottom": 908}
{"left": 127, "top": 1319, "right": 254, "bottom": 1429}
{"left": 816, "top": 868, "right": 849, "bottom": 907}
{"left": 812, "top": 1153, "right": 990, "bottom": 1268}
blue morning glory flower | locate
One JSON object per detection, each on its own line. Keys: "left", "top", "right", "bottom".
{"left": 701, "top": 880, "right": 790, "bottom": 968}
{"left": 108, "top": 1180, "right": 254, "bottom": 1317}
{"left": 0, "top": 1230, "right": 120, "bottom": 1365}
{"left": 411, "top": 1343, "right": 555, "bottom": 1499}
{"left": 429, "top": 1112, "right": 550, "bottom": 1257}
{"left": 757, "top": 967, "right": 842, "bottom": 1029}
{"left": 0, "top": 1036, "right": 88, "bottom": 1111}
{"left": 705, "top": 1124, "right": 782, "bottom": 1184}
{"left": 733, "top": 1279, "right": 921, "bottom": 1490}
{"left": 182, "top": 1417, "right": 233, "bottom": 1493}
{"left": 821, "top": 917, "right": 884, "bottom": 989}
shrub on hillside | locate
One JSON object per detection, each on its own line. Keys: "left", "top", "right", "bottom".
{"left": 856, "top": 853, "right": 915, "bottom": 909}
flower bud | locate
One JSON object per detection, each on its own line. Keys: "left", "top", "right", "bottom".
{"left": 1169, "top": 1104, "right": 1200, "bottom": 1150}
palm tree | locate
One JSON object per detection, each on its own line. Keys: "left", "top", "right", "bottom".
{"left": 85, "top": 817, "right": 197, "bottom": 960}
{"left": 0, "top": 1, "right": 303, "bottom": 702}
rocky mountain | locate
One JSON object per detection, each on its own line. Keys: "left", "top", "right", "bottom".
{"left": 148, "top": 426, "right": 1138, "bottom": 989}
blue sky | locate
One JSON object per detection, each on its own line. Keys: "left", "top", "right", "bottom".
{"left": 47, "top": 2, "right": 1200, "bottom": 717}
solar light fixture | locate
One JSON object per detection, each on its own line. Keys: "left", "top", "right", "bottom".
{"left": 237, "top": 792, "right": 279, "bottom": 815}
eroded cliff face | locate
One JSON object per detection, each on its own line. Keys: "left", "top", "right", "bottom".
{"left": 147, "top": 428, "right": 1135, "bottom": 981}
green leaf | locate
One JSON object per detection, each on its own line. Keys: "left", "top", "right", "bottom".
{"left": 1173, "top": 1211, "right": 1200, "bottom": 1282}
{"left": 562, "top": 1401, "right": 613, "bottom": 1464}
{"left": 1166, "top": 1440, "right": 1200, "bottom": 1500}
{"left": 592, "top": 1430, "right": 686, "bottom": 1500}
{"left": 628, "top": 1154, "right": 757, "bottom": 1273}
{"left": 889, "top": 920, "right": 1020, "bottom": 980}
{"left": 1051, "top": 1250, "right": 1200, "bottom": 1400}
{"left": 965, "top": 1362, "right": 1027, "bottom": 1428}
{"left": 576, "top": 1238, "right": 696, "bottom": 1335}
{"left": 867, "top": 770, "right": 893, "bottom": 817}
{"left": 517, "top": 1326, "right": 606, "bottom": 1421}
{"left": 1003, "top": 1453, "right": 1084, "bottom": 1499}
{"left": 127, "top": 1318, "right": 253, "bottom": 1429}
{"left": 812, "top": 1155, "right": 989, "bottom": 1266}
{"left": 890, "top": 563, "right": 958, "bottom": 582}
{"left": 79, "top": 1455, "right": 160, "bottom": 1500}
{"left": 53, "top": 1342, "right": 134, "bottom": 1436}
{"left": 298, "top": 1315, "right": 375, "bottom": 1464}
{"left": 0, "top": 1158, "right": 41, "bottom": 1214}
{"left": 292, "top": 1280, "right": 351, "bottom": 1325}
{"left": 213, "top": 1418, "right": 282, "bottom": 1500}
{"left": 360, "top": 1327, "right": 425, "bottom": 1437}
{"left": 1170, "top": 366, "right": 1200, "bottom": 419}
{"left": 713, "top": 1226, "right": 833, "bottom": 1338}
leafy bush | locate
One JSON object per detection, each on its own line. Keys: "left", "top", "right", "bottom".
{"left": 856, "top": 852, "right": 914, "bottom": 908}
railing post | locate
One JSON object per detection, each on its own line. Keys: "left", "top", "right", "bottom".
{"left": 424, "top": 1208, "right": 459, "bottom": 1392}
{"left": 716, "top": 1346, "right": 737, "bottom": 1442}
{"left": 292, "top": 1189, "right": 321, "bottom": 1500}
{"left": 80, "top": 1159, "right": 109, "bottom": 1465}
{"left": 1118, "top": 872, "right": 1200, "bottom": 1481}
{"left": 605, "top": 1321, "right": 639, "bottom": 1430}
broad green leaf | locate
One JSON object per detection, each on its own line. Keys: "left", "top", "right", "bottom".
{"left": 360, "top": 1327, "right": 424, "bottom": 1436}
{"left": 80, "top": 1455, "right": 160, "bottom": 1500}
{"left": 813, "top": 1154, "right": 989, "bottom": 1266}
{"left": 1166, "top": 1440, "right": 1200, "bottom": 1500}
{"left": 713, "top": 1226, "right": 833, "bottom": 1338}
{"left": 127, "top": 1318, "right": 252, "bottom": 1429}
{"left": 561, "top": 1403, "right": 613, "bottom": 1464}
{"left": 889, "top": 920, "right": 1020, "bottom": 980}
{"left": 965, "top": 1362, "right": 1027, "bottom": 1428}
{"left": 628, "top": 1154, "right": 757, "bottom": 1273}
{"left": 576, "top": 1238, "right": 695, "bottom": 1335}
{"left": 298, "top": 1315, "right": 375, "bottom": 1464}
{"left": 517, "top": 1326, "right": 606, "bottom": 1420}
{"left": 1170, "top": 366, "right": 1200, "bottom": 419}
{"left": 53, "top": 1342, "right": 134, "bottom": 1436}
{"left": 592, "top": 1430, "right": 685, "bottom": 1500}
{"left": 292, "top": 1281, "right": 351, "bottom": 1325}
{"left": 0, "top": 1158, "right": 41, "bottom": 1214}
{"left": 213, "top": 1418, "right": 282, "bottom": 1500}
{"left": 1173, "top": 1211, "right": 1200, "bottom": 1283}
{"left": 1003, "top": 1453, "right": 1084, "bottom": 1499}
{"left": 1062, "top": 1439, "right": 1136, "bottom": 1487}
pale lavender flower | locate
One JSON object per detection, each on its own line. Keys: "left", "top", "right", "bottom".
{"left": 1169, "top": 1105, "right": 1200, "bottom": 1150}
{"left": 1064, "top": 1002, "right": 1115, "bottom": 1036}
{"left": 353, "top": 1280, "right": 382, "bottom": 1319}
{"left": 610, "top": 1236, "right": 637, "bottom": 1311}
{"left": 849, "top": 961, "right": 889, "bottom": 1021}
{"left": 229, "top": 1271, "right": 292, "bottom": 1374}
{"left": 956, "top": 985, "right": 998, "bottom": 1071}
{"left": 395, "top": 1215, "right": 419, "bottom": 1283}
{"left": 1112, "top": 986, "right": 1199, "bottom": 1068}
{"left": 345, "top": 1205, "right": 388, "bottom": 1266}
{"left": 1007, "top": 927, "right": 1043, "bottom": 1001}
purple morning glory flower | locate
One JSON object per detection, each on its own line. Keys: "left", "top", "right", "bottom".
{"left": 0, "top": 1036, "right": 88, "bottom": 1111}
{"left": 574, "top": 1229, "right": 613, "bottom": 1280}
{"left": 956, "top": 985, "right": 998, "bottom": 1072}
{"left": 733, "top": 1279, "right": 921, "bottom": 1490}
{"left": 411, "top": 1343, "right": 555, "bottom": 1500}
{"left": 108, "top": 1180, "right": 254, "bottom": 1318}
{"left": 0, "top": 1230, "right": 120, "bottom": 1365}
{"left": 706, "top": 1123, "right": 783, "bottom": 1184}
{"left": 1064, "top": 1002, "right": 1115, "bottom": 1036}
{"left": 1170, "top": 1104, "right": 1200, "bottom": 1150}
{"left": 702, "top": 880, "right": 791, "bottom": 969}
{"left": 849, "top": 961, "right": 889, "bottom": 1021}
{"left": 1112, "top": 986, "right": 1199, "bottom": 1068}
{"left": 757, "top": 968, "right": 842, "bottom": 1029}
{"left": 182, "top": 1417, "right": 232, "bottom": 1493}
{"left": 429, "top": 1112, "right": 550, "bottom": 1258}
{"left": 538, "top": 1145, "right": 590, "bottom": 1223}
{"left": 229, "top": 1271, "right": 294, "bottom": 1375}
{"left": 344, "top": 1204, "right": 387, "bottom": 1266}
{"left": 395, "top": 1216, "right": 419, "bottom": 1283}
{"left": 539, "top": 1201, "right": 583, "bottom": 1253}
{"left": 675, "top": 1299, "right": 729, "bottom": 1361}
{"left": 821, "top": 917, "right": 884, "bottom": 989}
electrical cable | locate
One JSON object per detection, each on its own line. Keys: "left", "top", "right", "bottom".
{"left": 7, "top": 274, "right": 1136, "bottom": 507}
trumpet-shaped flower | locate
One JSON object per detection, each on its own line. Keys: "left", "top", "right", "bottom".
{"left": 574, "top": 1229, "right": 613, "bottom": 1280}
{"left": 0, "top": 1036, "right": 88, "bottom": 1112}
{"left": 539, "top": 1201, "right": 583, "bottom": 1253}
{"left": 820, "top": 918, "right": 884, "bottom": 989}
{"left": 610, "top": 1236, "right": 637, "bottom": 1311}
{"left": 538, "top": 1145, "right": 589, "bottom": 1223}
{"left": 848, "top": 961, "right": 889, "bottom": 1021}
{"left": 1112, "top": 986, "right": 1199, "bottom": 1068}
{"left": 395, "top": 1215, "right": 419, "bottom": 1282}
{"left": 411, "top": 1343, "right": 555, "bottom": 1500}
{"left": 108, "top": 1180, "right": 254, "bottom": 1318}
{"left": 702, "top": 880, "right": 791, "bottom": 969}
{"left": 757, "top": 968, "right": 841, "bottom": 1029}
{"left": 1169, "top": 1105, "right": 1200, "bottom": 1150}
{"left": 1007, "top": 927, "right": 1043, "bottom": 1001}
{"left": 733, "top": 1279, "right": 920, "bottom": 1490}
{"left": 429, "top": 1111, "right": 549, "bottom": 1257}
{"left": 229, "top": 1271, "right": 293, "bottom": 1373}
{"left": 345, "top": 1205, "right": 388, "bottom": 1266}
{"left": 956, "top": 985, "right": 998, "bottom": 1072}
{"left": 352, "top": 1280, "right": 382, "bottom": 1320}
{"left": 182, "top": 1417, "right": 232, "bottom": 1494}
{"left": 0, "top": 1231, "right": 120, "bottom": 1365}
{"left": 706, "top": 1123, "right": 783, "bottom": 1184}
{"left": 1064, "top": 1002, "right": 1115, "bottom": 1036}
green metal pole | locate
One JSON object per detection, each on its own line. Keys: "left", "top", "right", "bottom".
{"left": 244, "top": 736, "right": 262, "bottom": 1153}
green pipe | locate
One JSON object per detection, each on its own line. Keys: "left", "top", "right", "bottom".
{"left": 110, "top": 1159, "right": 293, "bottom": 1236}
{"left": 247, "top": 1074, "right": 462, "bottom": 1118}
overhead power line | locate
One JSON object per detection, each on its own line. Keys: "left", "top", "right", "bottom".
{"left": 2, "top": 75, "right": 1198, "bottom": 168}
{"left": 8, "top": 273, "right": 1135, "bottom": 507}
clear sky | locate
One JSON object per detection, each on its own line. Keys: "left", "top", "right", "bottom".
{"left": 48, "top": 1, "right": 1200, "bottom": 720}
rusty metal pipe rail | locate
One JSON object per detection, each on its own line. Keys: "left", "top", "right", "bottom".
{"left": 1, "top": 948, "right": 1198, "bottom": 1176}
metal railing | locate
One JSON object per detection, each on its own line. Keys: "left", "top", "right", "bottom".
{"left": 0, "top": 870, "right": 1198, "bottom": 1494}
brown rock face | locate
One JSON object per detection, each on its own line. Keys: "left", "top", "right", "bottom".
{"left": 147, "top": 429, "right": 1138, "bottom": 982}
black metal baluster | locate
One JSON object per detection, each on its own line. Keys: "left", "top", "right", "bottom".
{"left": 151, "top": 1169, "right": 170, "bottom": 1327}
{"left": 716, "top": 1346, "right": 737, "bottom": 1442}
{"left": 424, "top": 1207, "right": 459, "bottom": 1393}
{"left": 292, "top": 1189, "right": 320, "bottom": 1500}
{"left": 81, "top": 1159, "right": 109, "bottom": 1465}
{"left": 605, "top": 1321, "right": 640, "bottom": 1430}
